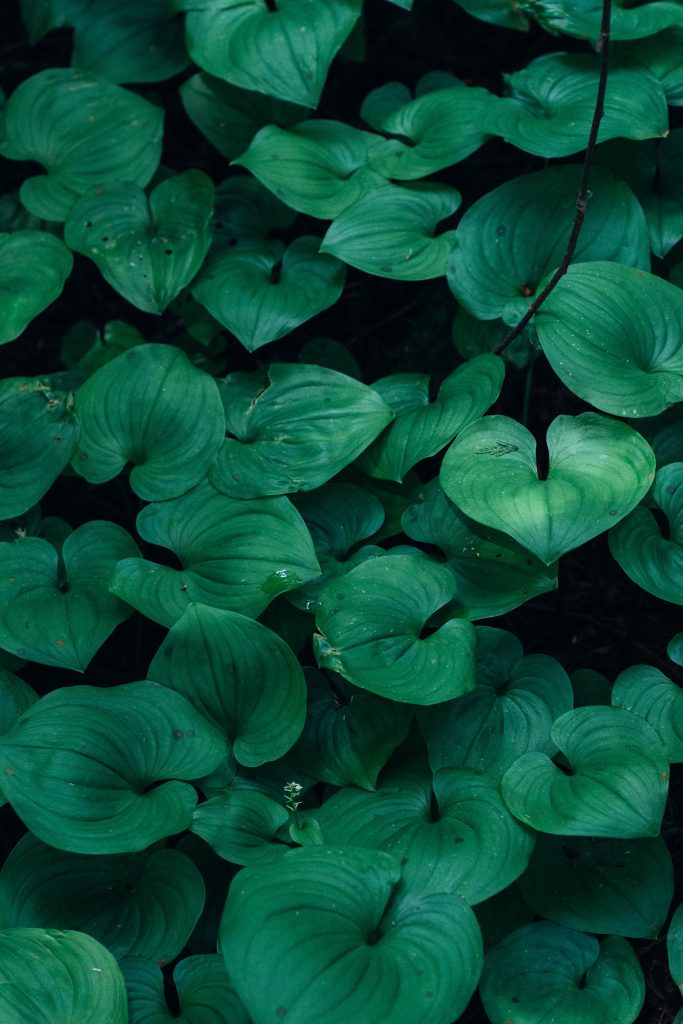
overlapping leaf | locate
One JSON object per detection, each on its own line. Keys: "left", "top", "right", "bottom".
{"left": 314, "top": 553, "right": 475, "bottom": 703}
{"left": 219, "top": 847, "right": 483, "bottom": 1024}
{"left": 480, "top": 923, "right": 645, "bottom": 1024}
{"left": 0, "top": 834, "right": 205, "bottom": 963}
{"left": 72, "top": 344, "right": 225, "bottom": 501}
{"left": 193, "top": 237, "right": 345, "bottom": 351}
{"left": 447, "top": 166, "right": 649, "bottom": 325}
{"left": 0, "top": 69, "right": 164, "bottom": 221}
{"left": 536, "top": 262, "right": 683, "bottom": 416}
{"left": 0, "top": 681, "right": 228, "bottom": 853}
{"left": 184, "top": 0, "right": 362, "bottom": 108}
{"left": 191, "top": 790, "right": 289, "bottom": 865}
{"left": 0, "top": 232, "right": 73, "bottom": 344}
{"left": 612, "top": 663, "right": 683, "bottom": 762}
{"left": 64, "top": 172, "right": 214, "bottom": 314}
{"left": 122, "top": 954, "right": 250, "bottom": 1024}
{"left": 501, "top": 707, "right": 669, "bottom": 838}
{"left": 321, "top": 182, "right": 460, "bottom": 280}
{"left": 110, "top": 482, "right": 320, "bottom": 626}
{"left": 526, "top": 0, "right": 683, "bottom": 40}
{"left": 148, "top": 604, "right": 306, "bottom": 766}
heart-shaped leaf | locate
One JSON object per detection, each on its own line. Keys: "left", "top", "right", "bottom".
{"left": 210, "top": 363, "right": 393, "bottom": 498}
{"left": 480, "top": 923, "right": 645, "bottom": 1024}
{"left": 0, "top": 231, "right": 73, "bottom": 344}
{"left": 0, "top": 833, "right": 205, "bottom": 963}
{"left": 596, "top": 131, "right": 683, "bottom": 257}
{"left": 235, "top": 120, "right": 385, "bottom": 219}
{"left": 620, "top": 27, "right": 683, "bottom": 106}
{"left": 0, "top": 681, "right": 229, "bottom": 853}
{"left": 72, "top": 344, "right": 225, "bottom": 501}
{"left": 609, "top": 462, "right": 683, "bottom": 605}
{"left": 527, "top": 0, "right": 683, "bottom": 40}
{"left": 0, "top": 521, "right": 138, "bottom": 671}
{"left": 64, "top": 172, "right": 214, "bottom": 314}
{"left": 0, "top": 69, "right": 164, "bottom": 221}
{"left": 191, "top": 789, "right": 290, "bottom": 865}
{"left": 288, "top": 668, "right": 411, "bottom": 790}
{"left": 402, "top": 480, "right": 558, "bottom": 617}
{"left": 501, "top": 706, "right": 669, "bottom": 838}
{"left": 447, "top": 166, "right": 649, "bottom": 325}
{"left": 365, "top": 85, "right": 494, "bottom": 180}
{"left": 356, "top": 354, "right": 504, "bottom": 481}
{"left": 122, "top": 954, "right": 250, "bottom": 1024}
{"left": 517, "top": 834, "right": 673, "bottom": 939}
{"left": 0, "top": 377, "right": 78, "bottom": 519}
{"left": 193, "top": 237, "right": 345, "bottom": 352}
{"left": 184, "top": 0, "right": 362, "bottom": 108}
{"left": 148, "top": 604, "right": 306, "bottom": 767}
{"left": 180, "top": 72, "right": 308, "bottom": 160}
{"left": 314, "top": 553, "right": 475, "bottom": 703}
{"left": 110, "top": 482, "right": 320, "bottom": 626}
{"left": 0, "top": 928, "right": 127, "bottom": 1024}
{"left": 612, "top": 662, "right": 683, "bottom": 762}
{"left": 483, "top": 53, "right": 668, "bottom": 158}
{"left": 321, "top": 182, "right": 459, "bottom": 280}
{"left": 417, "top": 626, "right": 573, "bottom": 776}
{"left": 312, "top": 764, "right": 534, "bottom": 903}
{"left": 440, "top": 413, "right": 656, "bottom": 564}
{"left": 69, "top": 0, "right": 188, "bottom": 83}
{"left": 535, "top": 262, "right": 683, "bottom": 416}
{"left": 219, "top": 846, "right": 483, "bottom": 1024}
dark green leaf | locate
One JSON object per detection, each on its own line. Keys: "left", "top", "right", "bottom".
{"left": 0, "top": 232, "right": 73, "bottom": 344}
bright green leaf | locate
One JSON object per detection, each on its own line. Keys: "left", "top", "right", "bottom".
{"left": 612, "top": 662, "right": 683, "bottom": 761}
{"left": 440, "top": 412, "right": 656, "bottom": 564}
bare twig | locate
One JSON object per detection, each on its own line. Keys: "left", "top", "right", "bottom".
{"left": 494, "top": 0, "right": 613, "bottom": 355}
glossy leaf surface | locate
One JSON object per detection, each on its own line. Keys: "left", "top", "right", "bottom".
{"left": 0, "top": 232, "right": 73, "bottom": 344}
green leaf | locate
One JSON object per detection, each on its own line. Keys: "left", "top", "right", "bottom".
{"left": 0, "top": 669, "right": 36, "bottom": 737}
{"left": 19, "top": 0, "right": 90, "bottom": 43}
{"left": 596, "top": 132, "right": 683, "bottom": 257}
{"left": 630, "top": 406, "right": 683, "bottom": 469}
{"left": 612, "top": 662, "right": 683, "bottom": 762}
{"left": 69, "top": 0, "right": 188, "bottom": 83}
{"left": 610, "top": 462, "right": 683, "bottom": 605}
{"left": 64, "top": 172, "right": 214, "bottom": 314}
{"left": 0, "top": 231, "right": 73, "bottom": 344}
{"left": 0, "top": 69, "right": 164, "bottom": 221}
{"left": 620, "top": 27, "right": 683, "bottom": 106}
{"left": 0, "top": 928, "right": 127, "bottom": 1024}
{"left": 211, "top": 363, "right": 393, "bottom": 498}
{"left": 180, "top": 73, "right": 308, "bottom": 160}
{"left": 517, "top": 834, "right": 673, "bottom": 939}
{"left": 72, "top": 344, "right": 225, "bottom": 501}
{"left": 122, "top": 954, "right": 250, "bottom": 1024}
{"left": 321, "top": 182, "right": 459, "bottom": 280}
{"left": 526, "top": 0, "right": 683, "bottom": 40}
{"left": 402, "top": 480, "right": 557, "bottom": 618}
{"left": 219, "top": 847, "right": 483, "bottom": 1024}
{"left": 0, "top": 521, "right": 138, "bottom": 671}
{"left": 193, "top": 237, "right": 345, "bottom": 352}
{"left": 366, "top": 86, "right": 495, "bottom": 180}
{"left": 210, "top": 177, "right": 295, "bottom": 251}
{"left": 440, "top": 413, "right": 656, "bottom": 564}
{"left": 312, "top": 764, "right": 534, "bottom": 902}
{"left": 314, "top": 554, "right": 476, "bottom": 703}
{"left": 451, "top": 0, "right": 529, "bottom": 30}
{"left": 571, "top": 668, "right": 612, "bottom": 707}
{"left": 288, "top": 668, "right": 412, "bottom": 790}
{"left": 475, "top": 886, "right": 534, "bottom": 952}
{"left": 110, "top": 482, "right": 320, "bottom": 627}
{"left": 669, "top": 903, "right": 683, "bottom": 995}
{"left": 148, "top": 604, "right": 306, "bottom": 767}
{"left": 480, "top": 923, "right": 645, "bottom": 1024}
{"left": 191, "top": 789, "right": 289, "bottom": 864}
{"left": 484, "top": 54, "right": 668, "bottom": 158}
{"left": 184, "top": 0, "right": 362, "bottom": 108}
{"left": 0, "top": 681, "right": 229, "bottom": 853}
{"left": 535, "top": 262, "right": 683, "bottom": 416}
{"left": 447, "top": 166, "right": 649, "bottom": 325}
{"left": 417, "top": 626, "right": 572, "bottom": 776}
{"left": 0, "top": 377, "right": 78, "bottom": 519}
{"left": 501, "top": 706, "right": 669, "bottom": 838}
{"left": 235, "top": 120, "right": 384, "bottom": 219}
{"left": 356, "top": 354, "right": 504, "bottom": 481}
{"left": 0, "top": 833, "right": 205, "bottom": 963}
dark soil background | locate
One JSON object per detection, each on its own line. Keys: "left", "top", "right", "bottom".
{"left": 1, "top": 1, "right": 682, "bottom": 1021}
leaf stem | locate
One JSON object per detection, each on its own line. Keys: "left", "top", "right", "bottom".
{"left": 494, "top": 0, "right": 612, "bottom": 355}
